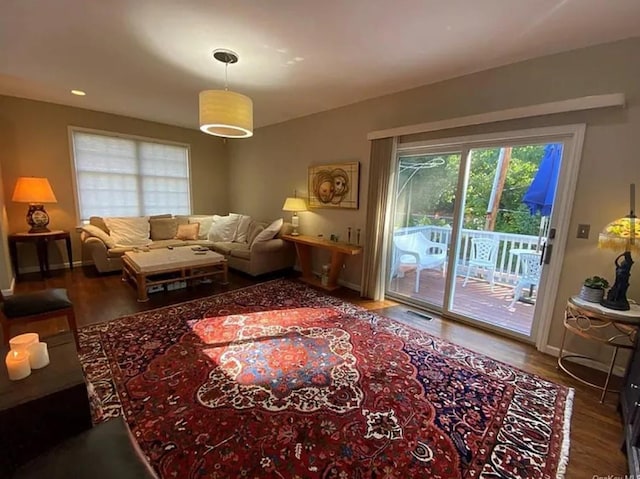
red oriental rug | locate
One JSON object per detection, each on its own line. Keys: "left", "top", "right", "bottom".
{"left": 79, "top": 279, "right": 573, "bottom": 479}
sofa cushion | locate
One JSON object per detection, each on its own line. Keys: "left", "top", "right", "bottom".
{"left": 89, "top": 216, "right": 110, "bottom": 234}
{"left": 81, "top": 225, "right": 116, "bottom": 249}
{"left": 208, "top": 215, "right": 241, "bottom": 242}
{"left": 150, "top": 213, "right": 172, "bottom": 219}
{"left": 229, "top": 248, "right": 251, "bottom": 260}
{"left": 149, "top": 218, "right": 178, "bottom": 240}
{"left": 188, "top": 216, "right": 215, "bottom": 240}
{"left": 232, "top": 214, "right": 252, "bottom": 243}
{"left": 247, "top": 224, "right": 265, "bottom": 246}
{"left": 104, "top": 217, "right": 151, "bottom": 247}
{"left": 210, "top": 242, "right": 248, "bottom": 256}
{"left": 175, "top": 223, "right": 199, "bottom": 240}
{"left": 253, "top": 218, "right": 283, "bottom": 243}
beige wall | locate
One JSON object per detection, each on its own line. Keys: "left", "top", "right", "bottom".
{"left": 228, "top": 37, "right": 640, "bottom": 357}
{"left": 0, "top": 96, "right": 228, "bottom": 271}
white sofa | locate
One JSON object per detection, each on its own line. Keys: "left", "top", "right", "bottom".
{"left": 80, "top": 215, "right": 296, "bottom": 276}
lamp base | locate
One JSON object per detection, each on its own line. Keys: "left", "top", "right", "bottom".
{"left": 600, "top": 298, "right": 630, "bottom": 311}
{"left": 600, "top": 251, "right": 634, "bottom": 311}
{"left": 26, "top": 204, "right": 51, "bottom": 234}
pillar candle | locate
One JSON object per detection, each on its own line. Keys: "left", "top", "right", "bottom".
{"left": 5, "top": 350, "right": 31, "bottom": 380}
{"left": 26, "top": 342, "right": 50, "bottom": 369}
{"left": 9, "top": 332, "right": 39, "bottom": 352}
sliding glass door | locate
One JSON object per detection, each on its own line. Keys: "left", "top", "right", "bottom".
{"left": 387, "top": 151, "right": 461, "bottom": 310}
{"left": 386, "top": 130, "right": 570, "bottom": 342}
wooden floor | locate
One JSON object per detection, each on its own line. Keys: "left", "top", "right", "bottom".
{"left": 389, "top": 268, "right": 535, "bottom": 335}
{"left": 9, "top": 266, "right": 628, "bottom": 478}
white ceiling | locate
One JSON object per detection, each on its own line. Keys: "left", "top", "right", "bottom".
{"left": 2, "top": 0, "right": 640, "bottom": 131}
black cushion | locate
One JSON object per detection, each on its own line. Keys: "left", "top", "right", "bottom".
{"left": 3, "top": 289, "right": 72, "bottom": 318}
{"left": 13, "top": 417, "right": 157, "bottom": 479}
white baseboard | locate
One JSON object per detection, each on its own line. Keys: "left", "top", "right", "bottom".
{"left": 2, "top": 277, "right": 15, "bottom": 296}
{"left": 16, "top": 260, "right": 84, "bottom": 275}
{"left": 292, "top": 266, "right": 361, "bottom": 294}
{"left": 544, "top": 344, "right": 626, "bottom": 377}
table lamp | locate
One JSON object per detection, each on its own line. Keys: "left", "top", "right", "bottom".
{"left": 282, "top": 197, "right": 307, "bottom": 236}
{"left": 12, "top": 177, "right": 58, "bottom": 233}
{"left": 598, "top": 184, "right": 640, "bottom": 311}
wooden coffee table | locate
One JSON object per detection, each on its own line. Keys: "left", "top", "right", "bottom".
{"left": 122, "top": 247, "right": 228, "bottom": 302}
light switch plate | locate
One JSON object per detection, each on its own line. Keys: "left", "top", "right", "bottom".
{"left": 577, "top": 224, "right": 590, "bottom": 239}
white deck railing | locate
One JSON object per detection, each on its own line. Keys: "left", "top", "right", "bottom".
{"left": 393, "top": 225, "right": 541, "bottom": 286}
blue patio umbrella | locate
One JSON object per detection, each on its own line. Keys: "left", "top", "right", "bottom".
{"left": 522, "top": 143, "right": 563, "bottom": 216}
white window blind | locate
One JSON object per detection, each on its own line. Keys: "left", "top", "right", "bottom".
{"left": 71, "top": 131, "right": 191, "bottom": 220}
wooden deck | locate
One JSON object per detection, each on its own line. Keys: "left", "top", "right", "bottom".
{"left": 388, "top": 268, "right": 535, "bottom": 335}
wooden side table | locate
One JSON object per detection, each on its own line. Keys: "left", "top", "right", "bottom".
{"left": 0, "top": 333, "right": 92, "bottom": 475}
{"left": 282, "top": 234, "right": 362, "bottom": 291}
{"left": 558, "top": 296, "right": 640, "bottom": 403}
{"left": 9, "top": 230, "right": 73, "bottom": 280}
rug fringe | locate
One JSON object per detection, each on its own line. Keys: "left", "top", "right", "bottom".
{"left": 556, "top": 387, "right": 574, "bottom": 479}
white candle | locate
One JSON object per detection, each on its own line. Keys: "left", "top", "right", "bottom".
{"left": 9, "top": 332, "right": 39, "bottom": 352}
{"left": 26, "top": 342, "right": 50, "bottom": 369}
{"left": 5, "top": 350, "right": 31, "bottom": 380}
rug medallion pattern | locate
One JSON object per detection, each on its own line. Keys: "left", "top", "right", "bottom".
{"left": 79, "top": 280, "right": 572, "bottom": 479}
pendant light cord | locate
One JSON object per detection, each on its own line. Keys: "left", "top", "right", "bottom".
{"left": 224, "top": 61, "right": 229, "bottom": 91}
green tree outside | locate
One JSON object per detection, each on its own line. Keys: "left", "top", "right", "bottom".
{"left": 395, "top": 145, "right": 545, "bottom": 236}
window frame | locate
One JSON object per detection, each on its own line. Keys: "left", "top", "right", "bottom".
{"left": 68, "top": 126, "right": 193, "bottom": 222}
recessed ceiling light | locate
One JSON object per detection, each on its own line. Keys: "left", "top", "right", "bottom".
{"left": 71, "top": 90, "right": 86, "bottom": 96}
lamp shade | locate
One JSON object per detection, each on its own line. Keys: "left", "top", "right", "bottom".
{"left": 199, "top": 90, "right": 253, "bottom": 138}
{"left": 282, "top": 197, "right": 307, "bottom": 212}
{"left": 12, "top": 177, "right": 57, "bottom": 203}
{"left": 598, "top": 216, "right": 640, "bottom": 252}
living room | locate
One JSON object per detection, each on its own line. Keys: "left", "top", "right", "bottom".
{"left": 2, "top": 1, "right": 640, "bottom": 477}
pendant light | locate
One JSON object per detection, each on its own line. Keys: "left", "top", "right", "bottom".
{"left": 199, "top": 49, "right": 253, "bottom": 138}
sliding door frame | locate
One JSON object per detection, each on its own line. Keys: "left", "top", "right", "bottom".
{"left": 390, "top": 124, "right": 586, "bottom": 350}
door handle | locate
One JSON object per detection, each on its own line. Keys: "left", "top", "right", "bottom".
{"left": 544, "top": 244, "right": 553, "bottom": 265}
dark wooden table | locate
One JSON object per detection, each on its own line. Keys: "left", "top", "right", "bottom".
{"left": 0, "top": 333, "right": 92, "bottom": 476}
{"left": 9, "top": 230, "right": 73, "bottom": 279}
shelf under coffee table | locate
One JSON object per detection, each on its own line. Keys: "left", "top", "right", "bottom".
{"left": 122, "top": 247, "right": 228, "bottom": 302}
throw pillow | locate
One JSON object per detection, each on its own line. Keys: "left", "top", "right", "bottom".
{"left": 81, "top": 224, "right": 116, "bottom": 249}
{"left": 188, "top": 215, "right": 215, "bottom": 240}
{"left": 253, "top": 218, "right": 283, "bottom": 243}
{"left": 150, "top": 218, "right": 178, "bottom": 240}
{"left": 175, "top": 223, "right": 199, "bottom": 241}
{"left": 104, "top": 217, "right": 151, "bottom": 247}
{"left": 231, "top": 214, "right": 252, "bottom": 243}
{"left": 208, "top": 215, "right": 241, "bottom": 242}
{"left": 89, "top": 216, "right": 110, "bottom": 234}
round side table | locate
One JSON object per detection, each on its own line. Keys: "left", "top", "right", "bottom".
{"left": 558, "top": 296, "right": 640, "bottom": 403}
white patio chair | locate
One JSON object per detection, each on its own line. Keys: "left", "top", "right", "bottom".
{"left": 392, "top": 233, "right": 447, "bottom": 293}
{"left": 463, "top": 237, "right": 499, "bottom": 291}
{"left": 508, "top": 252, "right": 542, "bottom": 308}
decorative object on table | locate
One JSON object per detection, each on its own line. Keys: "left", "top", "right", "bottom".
{"left": 598, "top": 183, "right": 640, "bottom": 311}
{"left": 9, "top": 332, "right": 39, "bottom": 352}
{"left": 357, "top": 228, "right": 361, "bottom": 245}
{"left": 330, "top": 234, "right": 340, "bottom": 242}
{"left": 320, "top": 264, "right": 330, "bottom": 287}
{"left": 308, "top": 161, "right": 359, "bottom": 209}
{"left": 11, "top": 177, "right": 58, "bottom": 233}
{"left": 26, "top": 342, "right": 50, "bottom": 369}
{"left": 347, "top": 227, "right": 352, "bottom": 244}
{"left": 5, "top": 349, "right": 31, "bottom": 380}
{"left": 281, "top": 196, "right": 307, "bottom": 236}
{"left": 579, "top": 276, "right": 610, "bottom": 303}
{"left": 199, "top": 49, "right": 253, "bottom": 138}
{"left": 79, "top": 279, "right": 572, "bottom": 479}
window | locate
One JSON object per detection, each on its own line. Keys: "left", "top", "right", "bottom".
{"left": 70, "top": 129, "right": 191, "bottom": 220}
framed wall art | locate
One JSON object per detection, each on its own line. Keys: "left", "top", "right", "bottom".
{"left": 308, "top": 161, "right": 359, "bottom": 209}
